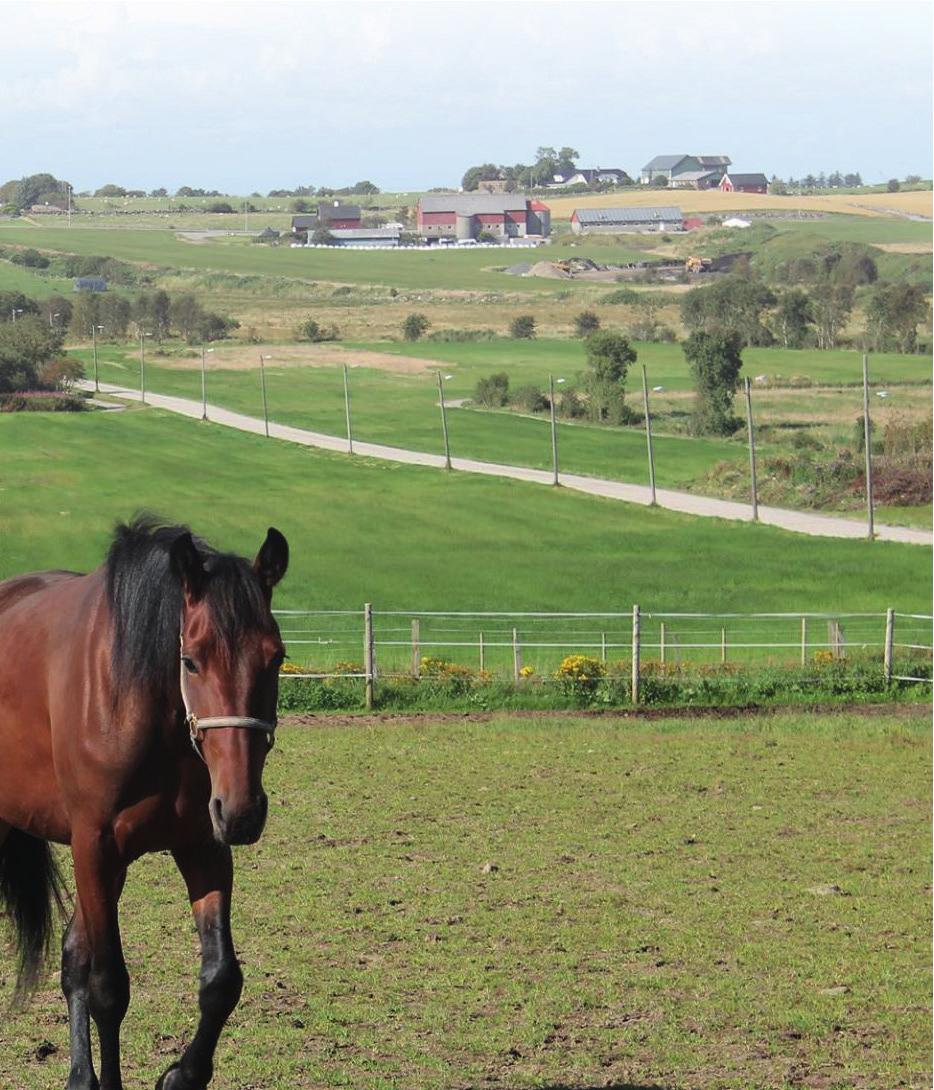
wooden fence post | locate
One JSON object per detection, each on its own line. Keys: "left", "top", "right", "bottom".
{"left": 364, "top": 603, "right": 374, "bottom": 710}
{"left": 659, "top": 621, "right": 666, "bottom": 665}
{"left": 479, "top": 631, "right": 485, "bottom": 672}
{"left": 631, "top": 605, "right": 640, "bottom": 706}
{"left": 601, "top": 632, "right": 607, "bottom": 663}
{"left": 720, "top": 626, "right": 727, "bottom": 664}
{"left": 884, "top": 608, "right": 894, "bottom": 683}
{"left": 800, "top": 616, "right": 807, "bottom": 666}
{"left": 411, "top": 618, "right": 420, "bottom": 678}
{"left": 512, "top": 628, "right": 521, "bottom": 680}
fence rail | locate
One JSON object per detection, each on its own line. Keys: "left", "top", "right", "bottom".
{"left": 273, "top": 606, "right": 933, "bottom": 708}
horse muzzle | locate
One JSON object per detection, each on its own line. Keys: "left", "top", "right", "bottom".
{"left": 209, "top": 792, "right": 268, "bottom": 846}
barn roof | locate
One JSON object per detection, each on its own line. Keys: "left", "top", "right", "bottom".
{"left": 642, "top": 154, "right": 691, "bottom": 172}
{"left": 696, "top": 155, "right": 731, "bottom": 168}
{"left": 573, "top": 206, "right": 683, "bottom": 224}
{"left": 724, "top": 173, "right": 769, "bottom": 187}
{"left": 318, "top": 203, "right": 361, "bottom": 221}
{"left": 419, "top": 193, "right": 530, "bottom": 214}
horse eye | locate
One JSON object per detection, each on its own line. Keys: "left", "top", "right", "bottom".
{"left": 182, "top": 656, "right": 198, "bottom": 675}
{"left": 271, "top": 651, "right": 285, "bottom": 671}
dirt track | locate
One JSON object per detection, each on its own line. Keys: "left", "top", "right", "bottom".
{"left": 281, "top": 699, "right": 931, "bottom": 729}
{"left": 164, "top": 343, "right": 440, "bottom": 374}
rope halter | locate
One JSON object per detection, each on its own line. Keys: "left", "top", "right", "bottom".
{"left": 179, "top": 622, "right": 277, "bottom": 761}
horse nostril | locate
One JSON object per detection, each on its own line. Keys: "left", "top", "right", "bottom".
{"left": 210, "top": 796, "right": 224, "bottom": 830}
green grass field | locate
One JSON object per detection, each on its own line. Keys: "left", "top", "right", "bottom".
{"left": 0, "top": 409, "right": 927, "bottom": 616}
{"left": 1, "top": 708, "right": 929, "bottom": 1089}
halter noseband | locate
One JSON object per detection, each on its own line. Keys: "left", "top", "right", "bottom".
{"left": 179, "top": 623, "right": 277, "bottom": 761}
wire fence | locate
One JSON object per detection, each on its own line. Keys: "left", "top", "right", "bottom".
{"left": 274, "top": 607, "right": 933, "bottom": 700}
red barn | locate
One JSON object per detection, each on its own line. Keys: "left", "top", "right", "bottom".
{"left": 719, "top": 173, "right": 769, "bottom": 194}
{"left": 416, "top": 194, "right": 550, "bottom": 240}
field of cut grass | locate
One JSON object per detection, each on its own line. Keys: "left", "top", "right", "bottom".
{"left": 0, "top": 409, "right": 928, "bottom": 614}
{"left": 1, "top": 708, "right": 929, "bottom": 1089}
{"left": 544, "top": 188, "right": 934, "bottom": 220}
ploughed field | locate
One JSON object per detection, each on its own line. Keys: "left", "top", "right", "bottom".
{"left": 1, "top": 708, "right": 930, "bottom": 1089}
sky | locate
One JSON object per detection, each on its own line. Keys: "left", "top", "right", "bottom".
{"left": 2, "top": 0, "right": 931, "bottom": 193}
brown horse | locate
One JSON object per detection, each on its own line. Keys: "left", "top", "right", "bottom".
{"left": 0, "top": 516, "right": 289, "bottom": 1090}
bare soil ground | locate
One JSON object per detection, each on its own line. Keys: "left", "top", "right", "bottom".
{"left": 164, "top": 342, "right": 442, "bottom": 373}
{"left": 873, "top": 241, "right": 934, "bottom": 254}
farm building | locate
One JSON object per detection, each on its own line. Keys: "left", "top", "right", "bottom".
{"left": 316, "top": 227, "right": 402, "bottom": 248}
{"left": 73, "top": 277, "right": 108, "bottom": 292}
{"left": 290, "top": 202, "right": 362, "bottom": 234}
{"left": 551, "top": 168, "right": 632, "bottom": 188}
{"left": 570, "top": 206, "right": 685, "bottom": 234}
{"left": 719, "top": 173, "right": 769, "bottom": 194}
{"left": 640, "top": 154, "right": 731, "bottom": 185}
{"left": 416, "top": 194, "right": 551, "bottom": 240}
{"left": 670, "top": 170, "right": 721, "bottom": 190}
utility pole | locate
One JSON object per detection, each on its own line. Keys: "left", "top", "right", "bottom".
{"left": 200, "top": 345, "right": 212, "bottom": 421}
{"left": 862, "top": 353, "right": 875, "bottom": 540}
{"left": 437, "top": 371, "right": 451, "bottom": 469}
{"left": 259, "top": 354, "right": 270, "bottom": 437}
{"left": 91, "top": 324, "right": 102, "bottom": 393}
{"left": 139, "top": 329, "right": 148, "bottom": 404}
{"left": 744, "top": 377, "right": 758, "bottom": 522}
{"left": 641, "top": 364, "right": 657, "bottom": 505}
{"left": 343, "top": 364, "right": 354, "bottom": 453}
{"left": 549, "top": 374, "right": 560, "bottom": 486}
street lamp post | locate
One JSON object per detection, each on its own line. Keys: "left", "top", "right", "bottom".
{"left": 343, "top": 364, "right": 354, "bottom": 453}
{"left": 200, "top": 345, "right": 213, "bottom": 421}
{"left": 49, "top": 312, "right": 60, "bottom": 329}
{"left": 549, "top": 375, "right": 565, "bottom": 486}
{"left": 139, "top": 330, "right": 151, "bottom": 403}
{"left": 91, "top": 324, "right": 103, "bottom": 392}
{"left": 641, "top": 364, "right": 657, "bottom": 506}
{"left": 11, "top": 308, "right": 23, "bottom": 323}
{"left": 259, "top": 355, "right": 272, "bottom": 437}
{"left": 437, "top": 372, "right": 453, "bottom": 469}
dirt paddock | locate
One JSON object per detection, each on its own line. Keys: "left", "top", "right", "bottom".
{"left": 165, "top": 343, "right": 442, "bottom": 374}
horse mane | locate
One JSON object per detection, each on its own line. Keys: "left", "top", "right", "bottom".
{"left": 105, "top": 514, "right": 271, "bottom": 699}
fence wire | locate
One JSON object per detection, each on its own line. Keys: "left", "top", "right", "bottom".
{"left": 272, "top": 608, "right": 932, "bottom": 686}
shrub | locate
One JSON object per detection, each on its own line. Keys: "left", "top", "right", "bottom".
{"left": 602, "top": 287, "right": 639, "bottom": 305}
{"left": 511, "top": 384, "right": 548, "bottom": 413}
{"left": 554, "top": 654, "right": 607, "bottom": 699}
{"left": 10, "top": 248, "right": 49, "bottom": 269}
{"left": 297, "top": 317, "right": 339, "bottom": 342}
{"left": 509, "top": 314, "right": 536, "bottom": 339}
{"left": 474, "top": 371, "right": 510, "bottom": 408}
{"left": 402, "top": 313, "right": 430, "bottom": 341}
{"left": 425, "top": 328, "right": 498, "bottom": 343}
{"left": 574, "top": 310, "right": 600, "bottom": 336}
{"left": 0, "top": 392, "right": 85, "bottom": 412}
{"left": 37, "top": 357, "right": 84, "bottom": 391}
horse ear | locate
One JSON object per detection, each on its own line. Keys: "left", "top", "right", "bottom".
{"left": 254, "top": 528, "right": 289, "bottom": 595}
{"left": 169, "top": 532, "right": 206, "bottom": 600}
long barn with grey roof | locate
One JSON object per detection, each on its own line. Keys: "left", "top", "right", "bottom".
{"left": 570, "top": 206, "right": 684, "bottom": 234}
{"left": 417, "top": 193, "right": 550, "bottom": 240}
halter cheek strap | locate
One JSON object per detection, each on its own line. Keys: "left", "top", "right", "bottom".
{"left": 179, "top": 627, "right": 277, "bottom": 761}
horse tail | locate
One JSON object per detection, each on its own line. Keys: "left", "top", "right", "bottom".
{"left": 0, "top": 828, "right": 67, "bottom": 1001}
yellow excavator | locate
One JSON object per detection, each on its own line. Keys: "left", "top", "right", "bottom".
{"left": 685, "top": 255, "right": 712, "bottom": 273}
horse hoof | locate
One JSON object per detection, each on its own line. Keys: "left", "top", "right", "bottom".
{"left": 155, "top": 1067, "right": 184, "bottom": 1090}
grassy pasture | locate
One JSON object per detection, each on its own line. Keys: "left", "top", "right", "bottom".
{"left": 0, "top": 409, "right": 928, "bottom": 615}
{"left": 1, "top": 708, "right": 930, "bottom": 1089}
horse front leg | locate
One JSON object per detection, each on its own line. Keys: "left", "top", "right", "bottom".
{"left": 156, "top": 843, "right": 242, "bottom": 1090}
{"left": 70, "top": 828, "right": 129, "bottom": 1090}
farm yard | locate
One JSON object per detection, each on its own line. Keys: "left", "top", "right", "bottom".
{"left": 2, "top": 708, "right": 930, "bottom": 1090}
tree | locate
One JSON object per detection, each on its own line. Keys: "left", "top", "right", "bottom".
{"left": 0, "top": 315, "right": 66, "bottom": 392}
{"left": 865, "top": 283, "right": 930, "bottom": 353}
{"left": 474, "top": 372, "right": 510, "bottom": 408}
{"left": 351, "top": 180, "right": 380, "bottom": 195}
{"left": 150, "top": 188, "right": 168, "bottom": 197}
{"left": 811, "top": 283, "right": 853, "bottom": 350}
{"left": 461, "top": 163, "right": 501, "bottom": 191}
{"left": 98, "top": 295, "right": 131, "bottom": 338}
{"left": 581, "top": 331, "right": 637, "bottom": 424}
{"left": 683, "top": 330, "right": 744, "bottom": 436}
{"left": 291, "top": 198, "right": 312, "bottom": 213}
{"left": 573, "top": 310, "right": 600, "bottom": 337}
{"left": 0, "top": 291, "right": 40, "bottom": 323}
{"left": 402, "top": 313, "right": 429, "bottom": 341}
{"left": 773, "top": 289, "right": 814, "bottom": 348}
{"left": 509, "top": 315, "right": 536, "bottom": 339}
{"left": 311, "top": 226, "right": 336, "bottom": 245}
{"left": 887, "top": 178, "right": 901, "bottom": 192}
{"left": 206, "top": 201, "right": 235, "bottom": 213}
{"left": 94, "top": 184, "right": 127, "bottom": 197}
{"left": 681, "top": 276, "right": 775, "bottom": 346}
